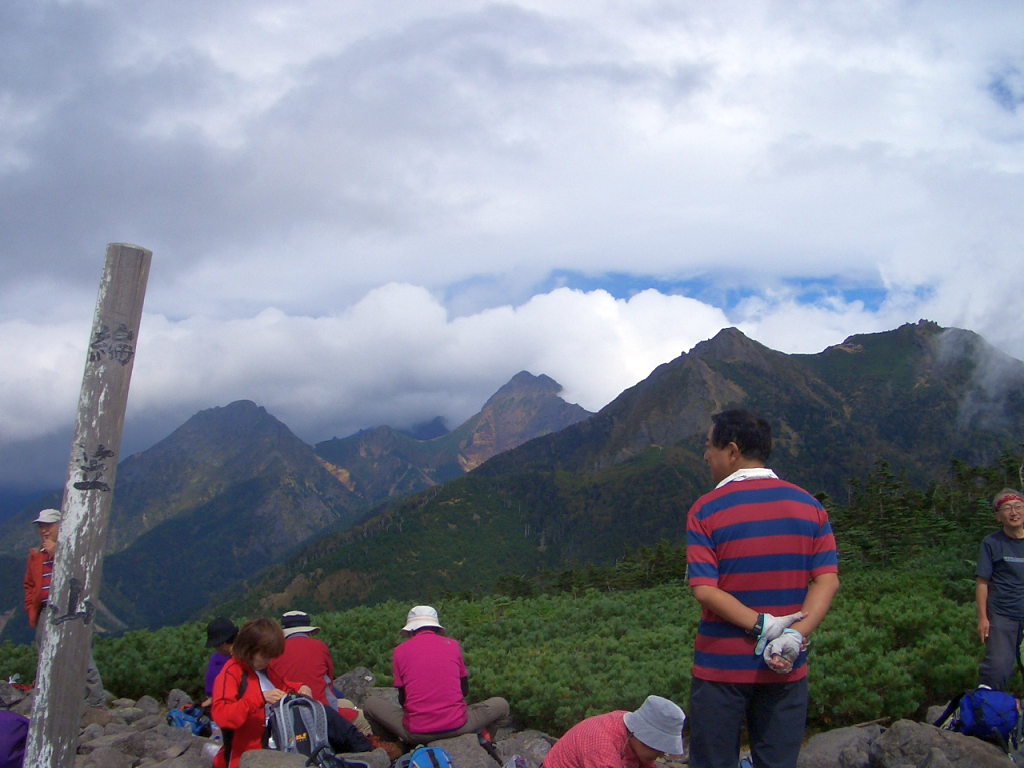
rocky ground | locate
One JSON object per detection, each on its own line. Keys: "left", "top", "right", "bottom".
{"left": 1, "top": 672, "right": 1020, "bottom": 768}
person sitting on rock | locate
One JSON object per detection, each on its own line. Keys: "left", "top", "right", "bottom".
{"left": 202, "top": 616, "right": 238, "bottom": 709}
{"left": 363, "top": 605, "right": 509, "bottom": 745}
{"left": 211, "top": 617, "right": 313, "bottom": 768}
{"left": 267, "top": 610, "right": 374, "bottom": 736}
{"left": 542, "top": 696, "right": 685, "bottom": 768}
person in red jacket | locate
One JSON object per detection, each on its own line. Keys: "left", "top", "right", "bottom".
{"left": 211, "top": 617, "right": 311, "bottom": 768}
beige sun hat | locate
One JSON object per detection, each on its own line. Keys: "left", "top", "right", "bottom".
{"left": 402, "top": 605, "right": 443, "bottom": 633}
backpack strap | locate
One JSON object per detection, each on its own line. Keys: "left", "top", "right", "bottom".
{"left": 933, "top": 694, "right": 963, "bottom": 729}
{"left": 221, "top": 667, "right": 250, "bottom": 765}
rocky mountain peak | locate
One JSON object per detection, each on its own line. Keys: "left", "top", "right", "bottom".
{"left": 689, "top": 327, "right": 775, "bottom": 370}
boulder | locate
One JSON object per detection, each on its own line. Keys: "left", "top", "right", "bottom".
{"left": 78, "top": 731, "right": 136, "bottom": 755}
{"left": 78, "top": 746, "right": 135, "bottom": 768}
{"left": 363, "top": 687, "right": 399, "bottom": 708}
{"left": 137, "top": 695, "right": 161, "bottom": 715}
{"left": 428, "top": 733, "right": 501, "bottom": 768}
{"left": 797, "top": 724, "right": 882, "bottom": 768}
{"left": 338, "top": 747, "right": 390, "bottom": 768}
{"left": 0, "top": 682, "right": 27, "bottom": 708}
{"left": 81, "top": 707, "right": 113, "bottom": 729}
{"left": 927, "top": 704, "right": 952, "bottom": 726}
{"left": 166, "top": 689, "right": 193, "bottom": 711}
{"left": 11, "top": 690, "right": 34, "bottom": 717}
{"left": 113, "top": 698, "right": 137, "bottom": 709}
{"left": 239, "top": 752, "right": 308, "bottom": 768}
{"left": 132, "top": 714, "right": 166, "bottom": 732}
{"left": 120, "top": 707, "right": 147, "bottom": 724}
{"left": 334, "top": 667, "right": 376, "bottom": 707}
{"left": 151, "top": 743, "right": 210, "bottom": 768}
{"left": 79, "top": 723, "right": 106, "bottom": 745}
{"left": 869, "top": 719, "right": 1013, "bottom": 768}
{"left": 105, "top": 722, "right": 133, "bottom": 736}
{"left": 494, "top": 729, "right": 556, "bottom": 768}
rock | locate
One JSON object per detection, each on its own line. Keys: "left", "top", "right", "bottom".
{"left": 109, "top": 714, "right": 128, "bottom": 725}
{"left": 239, "top": 752, "right": 308, "bottom": 767}
{"left": 120, "top": 707, "right": 147, "bottom": 724}
{"left": 113, "top": 698, "right": 138, "bottom": 709}
{"left": 363, "top": 687, "right": 399, "bottom": 707}
{"left": 154, "top": 723, "right": 196, "bottom": 743}
{"left": 797, "top": 724, "right": 882, "bottom": 768}
{"left": 78, "top": 731, "right": 136, "bottom": 755}
{"left": 161, "top": 742, "right": 190, "bottom": 761}
{"left": 494, "top": 729, "right": 556, "bottom": 768}
{"left": 927, "top": 705, "right": 952, "bottom": 726}
{"left": 79, "top": 746, "right": 135, "bottom": 768}
{"left": 81, "top": 706, "right": 114, "bottom": 729}
{"left": 920, "top": 747, "right": 956, "bottom": 768}
{"left": 11, "top": 689, "right": 34, "bottom": 717}
{"left": 338, "top": 747, "right": 390, "bottom": 768}
{"left": 0, "top": 682, "right": 27, "bottom": 708}
{"left": 151, "top": 743, "right": 209, "bottom": 768}
{"left": 80, "top": 722, "right": 106, "bottom": 742}
{"left": 132, "top": 714, "right": 166, "bottom": 732}
{"left": 429, "top": 733, "right": 501, "bottom": 768}
{"left": 334, "top": 667, "right": 377, "bottom": 707}
{"left": 869, "top": 719, "right": 1013, "bottom": 768}
{"left": 137, "top": 695, "right": 161, "bottom": 715}
{"left": 166, "top": 689, "right": 193, "bottom": 711}
{"left": 106, "top": 722, "right": 133, "bottom": 736}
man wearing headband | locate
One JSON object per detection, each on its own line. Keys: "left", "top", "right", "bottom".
{"left": 976, "top": 488, "right": 1024, "bottom": 690}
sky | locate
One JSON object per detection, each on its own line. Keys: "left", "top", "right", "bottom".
{"left": 1, "top": 0, "right": 1023, "bottom": 491}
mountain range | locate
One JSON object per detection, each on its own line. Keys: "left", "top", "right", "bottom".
{"left": 219, "top": 320, "right": 1024, "bottom": 617}
{"left": 0, "top": 371, "right": 589, "bottom": 636}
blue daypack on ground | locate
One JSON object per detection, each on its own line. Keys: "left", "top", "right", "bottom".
{"left": 395, "top": 746, "right": 456, "bottom": 768}
{"left": 167, "top": 706, "right": 212, "bottom": 737}
{"left": 934, "top": 687, "right": 1022, "bottom": 751}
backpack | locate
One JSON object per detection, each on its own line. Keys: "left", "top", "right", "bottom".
{"left": 265, "top": 695, "right": 370, "bottom": 768}
{"left": 167, "top": 706, "right": 213, "bottom": 737}
{"left": 934, "top": 687, "right": 1023, "bottom": 752}
{"left": 394, "top": 746, "right": 456, "bottom": 768}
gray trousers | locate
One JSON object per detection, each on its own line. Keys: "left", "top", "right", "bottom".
{"left": 363, "top": 696, "right": 509, "bottom": 745}
{"left": 35, "top": 618, "right": 106, "bottom": 708}
{"left": 978, "top": 611, "right": 1023, "bottom": 691}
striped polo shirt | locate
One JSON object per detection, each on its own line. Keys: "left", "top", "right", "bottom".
{"left": 686, "top": 476, "right": 838, "bottom": 684}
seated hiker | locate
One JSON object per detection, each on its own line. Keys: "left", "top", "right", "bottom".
{"left": 542, "top": 696, "right": 685, "bottom": 768}
{"left": 203, "top": 616, "right": 238, "bottom": 709}
{"left": 211, "top": 617, "right": 313, "bottom": 768}
{"left": 977, "top": 488, "right": 1024, "bottom": 691}
{"left": 363, "top": 605, "right": 509, "bottom": 745}
{"left": 267, "top": 610, "right": 374, "bottom": 736}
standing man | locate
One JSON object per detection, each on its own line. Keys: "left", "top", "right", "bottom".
{"left": 686, "top": 410, "right": 839, "bottom": 768}
{"left": 976, "top": 488, "right": 1024, "bottom": 691}
{"left": 24, "top": 508, "right": 106, "bottom": 709}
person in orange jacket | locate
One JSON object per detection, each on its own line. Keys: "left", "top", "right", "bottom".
{"left": 24, "top": 508, "right": 105, "bottom": 708}
{"left": 211, "top": 617, "right": 312, "bottom": 768}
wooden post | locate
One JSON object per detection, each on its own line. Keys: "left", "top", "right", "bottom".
{"left": 25, "top": 244, "right": 152, "bottom": 768}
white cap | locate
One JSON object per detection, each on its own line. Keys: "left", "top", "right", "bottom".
{"left": 402, "top": 605, "right": 443, "bottom": 633}
{"left": 33, "top": 509, "right": 61, "bottom": 525}
{"left": 623, "top": 696, "right": 686, "bottom": 755}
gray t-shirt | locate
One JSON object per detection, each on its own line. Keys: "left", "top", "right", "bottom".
{"left": 977, "top": 530, "right": 1024, "bottom": 620}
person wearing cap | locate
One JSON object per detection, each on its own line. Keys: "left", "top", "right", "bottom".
{"left": 976, "top": 488, "right": 1024, "bottom": 690}
{"left": 202, "top": 617, "right": 238, "bottom": 709}
{"left": 23, "top": 508, "right": 106, "bottom": 708}
{"left": 363, "top": 605, "right": 509, "bottom": 745}
{"left": 542, "top": 695, "right": 685, "bottom": 768}
{"left": 687, "top": 411, "right": 839, "bottom": 768}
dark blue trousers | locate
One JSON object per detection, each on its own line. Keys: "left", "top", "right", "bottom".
{"left": 688, "top": 677, "right": 808, "bottom": 768}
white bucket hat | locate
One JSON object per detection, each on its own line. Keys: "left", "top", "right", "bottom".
{"left": 402, "top": 605, "right": 443, "bottom": 633}
{"left": 623, "top": 695, "right": 686, "bottom": 755}
{"left": 281, "top": 611, "right": 320, "bottom": 638}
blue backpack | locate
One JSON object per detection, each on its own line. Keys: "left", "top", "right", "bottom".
{"left": 395, "top": 746, "right": 456, "bottom": 768}
{"left": 935, "top": 687, "right": 1022, "bottom": 751}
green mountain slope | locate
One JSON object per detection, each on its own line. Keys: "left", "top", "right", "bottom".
{"left": 314, "top": 371, "right": 592, "bottom": 504}
{"left": 220, "top": 321, "right": 1024, "bottom": 615}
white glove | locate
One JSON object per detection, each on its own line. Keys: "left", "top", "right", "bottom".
{"left": 763, "top": 628, "right": 803, "bottom": 674}
{"left": 753, "top": 611, "right": 805, "bottom": 655}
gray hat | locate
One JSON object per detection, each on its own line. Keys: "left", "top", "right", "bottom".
{"left": 33, "top": 509, "right": 61, "bottom": 525}
{"left": 623, "top": 695, "right": 685, "bottom": 755}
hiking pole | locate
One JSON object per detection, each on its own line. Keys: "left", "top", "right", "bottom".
{"left": 24, "top": 244, "right": 152, "bottom": 768}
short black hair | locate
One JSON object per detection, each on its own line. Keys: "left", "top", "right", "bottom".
{"left": 710, "top": 409, "right": 772, "bottom": 462}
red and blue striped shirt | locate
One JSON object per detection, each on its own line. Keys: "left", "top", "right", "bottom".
{"left": 686, "top": 476, "right": 838, "bottom": 684}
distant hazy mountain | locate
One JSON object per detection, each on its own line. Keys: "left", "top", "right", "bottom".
{"left": 224, "top": 321, "right": 1024, "bottom": 616}
{"left": 314, "top": 371, "right": 593, "bottom": 505}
